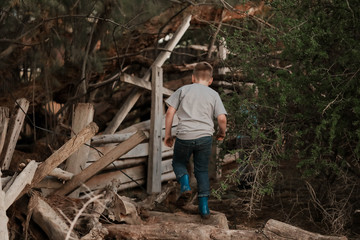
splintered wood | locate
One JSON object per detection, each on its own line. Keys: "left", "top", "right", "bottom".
{"left": 0, "top": 99, "right": 29, "bottom": 170}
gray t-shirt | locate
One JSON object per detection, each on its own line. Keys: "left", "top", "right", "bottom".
{"left": 165, "top": 83, "right": 227, "bottom": 140}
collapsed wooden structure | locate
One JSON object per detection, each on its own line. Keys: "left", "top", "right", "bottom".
{"left": 0, "top": 12, "right": 349, "bottom": 240}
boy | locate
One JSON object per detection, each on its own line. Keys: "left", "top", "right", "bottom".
{"left": 164, "top": 62, "right": 227, "bottom": 219}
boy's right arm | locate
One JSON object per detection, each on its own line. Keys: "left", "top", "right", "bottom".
{"left": 164, "top": 106, "right": 176, "bottom": 147}
{"left": 216, "top": 114, "right": 227, "bottom": 141}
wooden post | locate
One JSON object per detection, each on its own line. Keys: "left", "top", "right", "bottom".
{"left": 65, "top": 103, "right": 94, "bottom": 197}
{"left": 52, "top": 131, "right": 148, "bottom": 196}
{"left": 0, "top": 107, "right": 9, "bottom": 157}
{"left": 147, "top": 66, "right": 163, "bottom": 193}
{"left": 4, "top": 160, "right": 37, "bottom": 210}
{"left": 66, "top": 103, "right": 94, "bottom": 174}
{"left": 103, "top": 15, "right": 191, "bottom": 134}
{"left": 0, "top": 171, "right": 9, "bottom": 240}
{"left": 0, "top": 98, "right": 30, "bottom": 170}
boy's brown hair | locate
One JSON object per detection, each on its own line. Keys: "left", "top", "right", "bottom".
{"left": 193, "top": 62, "right": 213, "bottom": 81}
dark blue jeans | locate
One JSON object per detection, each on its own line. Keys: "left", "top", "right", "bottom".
{"left": 172, "top": 136, "right": 213, "bottom": 197}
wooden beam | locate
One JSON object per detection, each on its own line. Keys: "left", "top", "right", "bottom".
{"left": 88, "top": 142, "right": 173, "bottom": 162}
{"left": 0, "top": 98, "right": 30, "bottom": 170}
{"left": 65, "top": 103, "right": 94, "bottom": 175}
{"left": 4, "top": 160, "right": 37, "bottom": 210}
{"left": 52, "top": 131, "right": 148, "bottom": 196}
{"left": 116, "top": 116, "right": 178, "bottom": 135}
{"left": 147, "top": 66, "right": 163, "bottom": 193}
{"left": 103, "top": 15, "right": 191, "bottom": 134}
{"left": 121, "top": 74, "right": 174, "bottom": 97}
{"left": 65, "top": 103, "right": 94, "bottom": 197}
{"left": 92, "top": 127, "right": 177, "bottom": 145}
{"left": 0, "top": 107, "right": 9, "bottom": 157}
{"left": 0, "top": 171, "right": 9, "bottom": 240}
{"left": 80, "top": 159, "right": 174, "bottom": 192}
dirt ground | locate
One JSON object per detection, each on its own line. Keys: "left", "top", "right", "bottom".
{"left": 120, "top": 160, "right": 360, "bottom": 240}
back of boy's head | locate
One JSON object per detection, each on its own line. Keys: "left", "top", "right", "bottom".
{"left": 193, "top": 62, "right": 213, "bottom": 81}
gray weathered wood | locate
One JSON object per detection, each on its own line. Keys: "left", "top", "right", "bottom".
{"left": 80, "top": 159, "right": 174, "bottom": 192}
{"left": 4, "top": 160, "right": 37, "bottom": 210}
{"left": 0, "top": 99, "right": 30, "bottom": 170}
{"left": 66, "top": 103, "right": 95, "bottom": 175}
{"left": 0, "top": 171, "right": 9, "bottom": 240}
{"left": 0, "top": 107, "right": 9, "bottom": 157}
{"left": 121, "top": 73, "right": 174, "bottom": 97}
{"left": 92, "top": 127, "right": 177, "bottom": 145}
{"left": 52, "top": 131, "right": 148, "bottom": 196}
{"left": 147, "top": 66, "right": 164, "bottom": 194}
{"left": 88, "top": 142, "right": 173, "bottom": 162}
{"left": 65, "top": 103, "right": 94, "bottom": 197}
{"left": 103, "top": 15, "right": 191, "bottom": 134}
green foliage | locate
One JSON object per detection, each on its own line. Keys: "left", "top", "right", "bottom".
{"left": 218, "top": 0, "right": 360, "bottom": 226}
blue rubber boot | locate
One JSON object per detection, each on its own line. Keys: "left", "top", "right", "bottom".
{"left": 198, "top": 196, "right": 210, "bottom": 219}
{"left": 176, "top": 174, "right": 192, "bottom": 206}
{"left": 179, "top": 174, "right": 191, "bottom": 193}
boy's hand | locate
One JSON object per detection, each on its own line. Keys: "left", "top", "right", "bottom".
{"left": 164, "top": 135, "right": 174, "bottom": 147}
{"left": 216, "top": 131, "right": 226, "bottom": 141}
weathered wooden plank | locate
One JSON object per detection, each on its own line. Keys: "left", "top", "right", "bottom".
{"left": 65, "top": 103, "right": 94, "bottom": 197}
{"left": 0, "top": 107, "right": 9, "bottom": 157}
{"left": 92, "top": 127, "right": 177, "bottom": 145}
{"left": 4, "top": 160, "right": 37, "bottom": 210}
{"left": 147, "top": 66, "right": 163, "bottom": 193}
{"left": 121, "top": 73, "right": 174, "bottom": 96}
{"left": 65, "top": 103, "right": 94, "bottom": 175}
{"left": 103, "top": 15, "right": 191, "bottom": 134}
{"left": 88, "top": 142, "right": 173, "bottom": 162}
{"left": 80, "top": 159, "right": 174, "bottom": 192}
{"left": 0, "top": 171, "right": 9, "bottom": 240}
{"left": 0, "top": 99, "right": 30, "bottom": 170}
{"left": 52, "top": 131, "right": 148, "bottom": 196}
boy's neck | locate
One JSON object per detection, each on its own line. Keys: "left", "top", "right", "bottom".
{"left": 194, "top": 80, "right": 210, "bottom": 86}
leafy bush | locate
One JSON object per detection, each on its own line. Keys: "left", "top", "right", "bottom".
{"left": 218, "top": 0, "right": 360, "bottom": 233}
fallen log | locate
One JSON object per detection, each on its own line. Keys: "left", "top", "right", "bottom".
{"left": 31, "top": 195, "right": 79, "bottom": 240}
{"left": 0, "top": 98, "right": 29, "bottom": 170}
{"left": 105, "top": 223, "right": 265, "bottom": 240}
{"left": 263, "top": 219, "right": 347, "bottom": 240}
{"left": 4, "top": 160, "right": 37, "bottom": 210}
{"left": 148, "top": 210, "right": 229, "bottom": 229}
{"left": 17, "top": 122, "right": 98, "bottom": 200}
{"left": 0, "top": 171, "right": 9, "bottom": 240}
{"left": 52, "top": 131, "right": 148, "bottom": 196}
{"left": 0, "top": 107, "right": 9, "bottom": 157}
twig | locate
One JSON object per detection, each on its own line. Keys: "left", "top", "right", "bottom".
{"left": 65, "top": 194, "right": 103, "bottom": 240}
